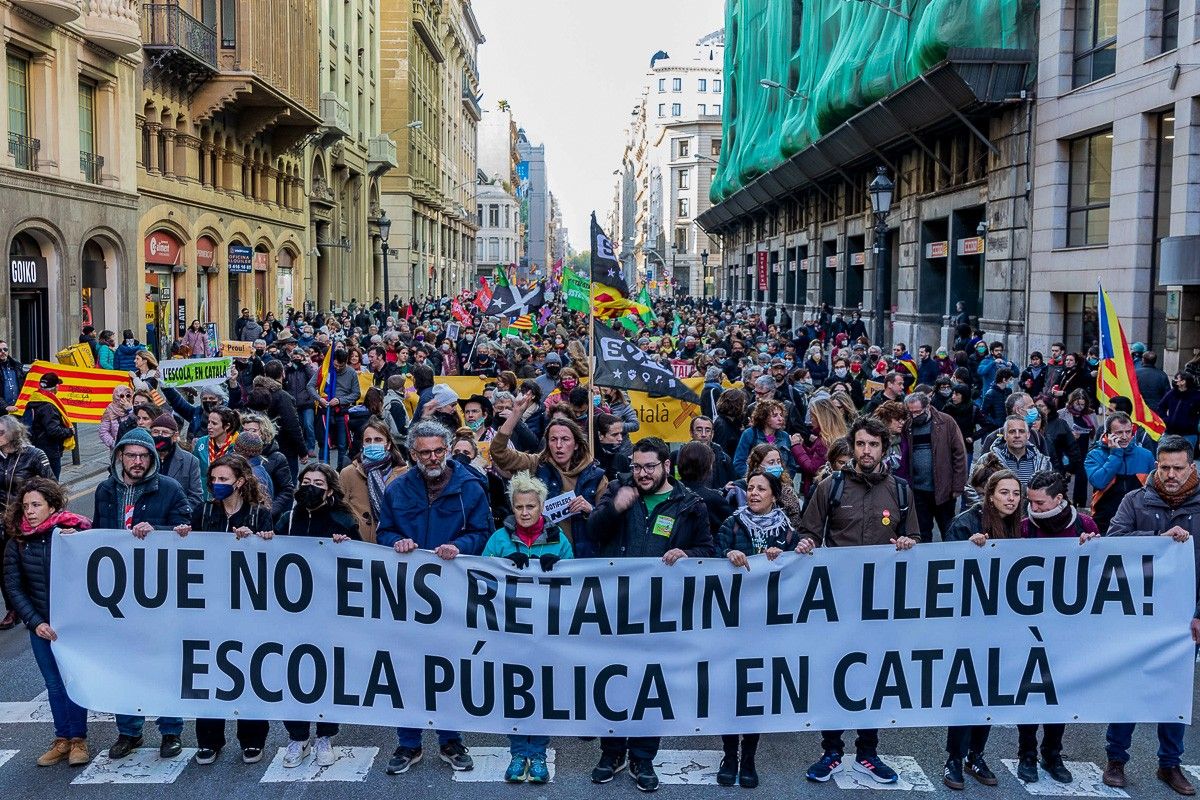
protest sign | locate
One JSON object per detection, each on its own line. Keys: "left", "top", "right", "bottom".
{"left": 51, "top": 533, "right": 1194, "bottom": 737}
{"left": 158, "top": 357, "right": 232, "bottom": 389}
{"left": 543, "top": 491, "right": 576, "bottom": 524}
{"left": 221, "top": 340, "right": 255, "bottom": 358}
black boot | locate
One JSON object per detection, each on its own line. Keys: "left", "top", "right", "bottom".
{"left": 738, "top": 735, "right": 759, "bottom": 788}
{"left": 717, "top": 736, "right": 738, "bottom": 787}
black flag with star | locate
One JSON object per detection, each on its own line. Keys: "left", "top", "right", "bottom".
{"left": 590, "top": 212, "right": 639, "bottom": 318}
{"left": 592, "top": 318, "right": 700, "bottom": 403}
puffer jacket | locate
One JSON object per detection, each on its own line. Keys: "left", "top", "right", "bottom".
{"left": 3, "top": 512, "right": 92, "bottom": 630}
{"left": 1084, "top": 439, "right": 1154, "bottom": 532}
{"left": 374, "top": 458, "right": 491, "bottom": 554}
{"left": 589, "top": 479, "right": 715, "bottom": 559}
{"left": 261, "top": 439, "right": 296, "bottom": 520}
{"left": 482, "top": 517, "right": 574, "bottom": 561}
{"left": 92, "top": 428, "right": 192, "bottom": 530}
{"left": 0, "top": 444, "right": 53, "bottom": 534}
{"left": 159, "top": 443, "right": 203, "bottom": 510}
{"left": 285, "top": 361, "right": 318, "bottom": 408}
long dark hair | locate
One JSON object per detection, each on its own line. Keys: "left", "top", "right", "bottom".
{"left": 297, "top": 462, "right": 352, "bottom": 514}
{"left": 981, "top": 469, "right": 1023, "bottom": 540}
{"left": 5, "top": 477, "right": 67, "bottom": 535}
{"left": 207, "top": 455, "right": 269, "bottom": 509}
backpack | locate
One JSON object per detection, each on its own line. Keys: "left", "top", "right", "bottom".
{"left": 821, "top": 470, "right": 911, "bottom": 545}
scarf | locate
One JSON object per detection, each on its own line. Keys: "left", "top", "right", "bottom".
{"left": 363, "top": 455, "right": 394, "bottom": 517}
{"left": 19, "top": 509, "right": 91, "bottom": 537}
{"left": 1152, "top": 468, "right": 1200, "bottom": 509}
{"left": 29, "top": 390, "right": 76, "bottom": 451}
{"left": 208, "top": 432, "right": 237, "bottom": 463}
{"left": 734, "top": 505, "right": 792, "bottom": 553}
{"left": 515, "top": 516, "right": 546, "bottom": 548}
{"left": 1027, "top": 499, "right": 1077, "bottom": 534}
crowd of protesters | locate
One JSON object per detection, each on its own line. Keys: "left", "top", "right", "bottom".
{"left": 0, "top": 294, "right": 1198, "bottom": 794}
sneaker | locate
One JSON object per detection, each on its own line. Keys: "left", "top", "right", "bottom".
{"left": 943, "top": 758, "right": 965, "bottom": 790}
{"left": 439, "top": 740, "right": 473, "bottom": 771}
{"left": 504, "top": 755, "right": 529, "bottom": 783}
{"left": 36, "top": 738, "right": 69, "bottom": 767}
{"left": 282, "top": 739, "right": 310, "bottom": 768}
{"left": 630, "top": 758, "right": 660, "bottom": 792}
{"left": 717, "top": 754, "right": 738, "bottom": 786}
{"left": 806, "top": 751, "right": 843, "bottom": 782}
{"left": 242, "top": 747, "right": 263, "bottom": 764}
{"left": 853, "top": 754, "right": 899, "bottom": 784}
{"left": 1040, "top": 755, "right": 1072, "bottom": 784}
{"left": 314, "top": 736, "right": 336, "bottom": 767}
{"left": 385, "top": 746, "right": 422, "bottom": 775}
{"left": 965, "top": 754, "right": 998, "bottom": 786}
{"left": 1158, "top": 766, "right": 1197, "bottom": 796}
{"left": 67, "top": 738, "right": 90, "bottom": 767}
{"left": 194, "top": 747, "right": 219, "bottom": 766}
{"left": 106, "top": 734, "right": 142, "bottom": 761}
{"left": 1016, "top": 755, "right": 1039, "bottom": 783}
{"left": 592, "top": 752, "right": 628, "bottom": 783}
{"left": 159, "top": 734, "right": 182, "bottom": 759}
{"left": 1102, "top": 760, "right": 1126, "bottom": 788}
{"left": 528, "top": 756, "right": 550, "bottom": 784}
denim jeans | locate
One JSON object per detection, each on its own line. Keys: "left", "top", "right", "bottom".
{"left": 30, "top": 632, "right": 86, "bottom": 739}
{"left": 115, "top": 714, "right": 184, "bottom": 738}
{"left": 1106, "top": 722, "right": 1186, "bottom": 769}
{"left": 396, "top": 728, "right": 460, "bottom": 750}
{"left": 298, "top": 405, "right": 316, "bottom": 453}
{"left": 508, "top": 735, "right": 549, "bottom": 758}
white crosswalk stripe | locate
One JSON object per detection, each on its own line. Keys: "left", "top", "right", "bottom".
{"left": 1000, "top": 759, "right": 1129, "bottom": 797}
{"left": 650, "top": 750, "right": 723, "bottom": 785}
{"left": 450, "top": 746, "right": 557, "bottom": 782}
{"left": 259, "top": 745, "right": 379, "bottom": 783}
{"left": 72, "top": 748, "right": 197, "bottom": 784}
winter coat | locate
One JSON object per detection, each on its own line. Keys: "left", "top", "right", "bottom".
{"left": 976, "top": 355, "right": 1016, "bottom": 392}
{"left": 275, "top": 502, "right": 360, "bottom": 539}
{"left": 733, "top": 426, "right": 798, "bottom": 478}
{"left": 1084, "top": 440, "right": 1154, "bottom": 532}
{"left": 989, "top": 438, "right": 1052, "bottom": 486}
{"left": 249, "top": 377, "right": 306, "bottom": 459}
{"left": 191, "top": 500, "right": 273, "bottom": 533}
{"left": 1107, "top": 478, "right": 1200, "bottom": 595}
{"left": 980, "top": 384, "right": 1012, "bottom": 431}
{"left": 1041, "top": 415, "right": 1080, "bottom": 472}
{"left": 680, "top": 479, "right": 735, "bottom": 540}
{"left": 917, "top": 357, "right": 941, "bottom": 387}
{"left": 4, "top": 515, "right": 91, "bottom": 631}
{"left": 99, "top": 403, "right": 131, "bottom": 449}
{"left": 717, "top": 509, "right": 795, "bottom": 556}
{"left": 261, "top": 440, "right": 295, "bottom": 520}
{"left": 943, "top": 505, "right": 984, "bottom": 543}
{"left": 713, "top": 414, "right": 744, "bottom": 461}
{"left": 114, "top": 341, "right": 145, "bottom": 371}
{"left": 900, "top": 407, "right": 969, "bottom": 506}
{"left": 0, "top": 445, "right": 53, "bottom": 535}
{"left": 608, "top": 401, "right": 640, "bottom": 458}
{"left": 339, "top": 457, "right": 407, "bottom": 544}
{"left": 0, "top": 357, "right": 25, "bottom": 408}
{"left": 97, "top": 344, "right": 116, "bottom": 370}
{"left": 24, "top": 400, "right": 73, "bottom": 459}
{"left": 589, "top": 479, "right": 715, "bottom": 559}
{"left": 93, "top": 429, "right": 192, "bottom": 530}
{"left": 374, "top": 458, "right": 491, "bottom": 554}
{"left": 805, "top": 357, "right": 829, "bottom": 384}
{"left": 797, "top": 464, "right": 920, "bottom": 547}
{"left": 183, "top": 329, "right": 208, "bottom": 357}
{"left": 1135, "top": 365, "right": 1172, "bottom": 412}
{"left": 482, "top": 517, "right": 574, "bottom": 561}
{"left": 160, "top": 444, "right": 203, "bottom": 511}
{"left": 284, "top": 361, "right": 318, "bottom": 408}
{"left": 1158, "top": 388, "right": 1200, "bottom": 437}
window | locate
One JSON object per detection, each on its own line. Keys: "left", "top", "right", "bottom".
{"left": 201, "top": 0, "right": 217, "bottom": 28}
{"left": 713, "top": 104, "right": 721, "bottom": 115}
{"left": 220, "top": 0, "right": 237, "bottom": 47}
{"left": 79, "top": 80, "right": 98, "bottom": 180}
{"left": 1162, "top": 0, "right": 1179, "bottom": 53}
{"left": 671, "top": 103, "right": 681, "bottom": 117}
{"left": 477, "top": 207, "right": 484, "bottom": 226}
{"left": 488, "top": 204, "right": 500, "bottom": 227}
{"left": 677, "top": 139, "right": 690, "bottom": 158}
{"left": 488, "top": 238, "right": 500, "bottom": 262}
{"left": 698, "top": 78, "right": 707, "bottom": 92}
{"left": 699, "top": 104, "right": 707, "bottom": 116}
{"left": 658, "top": 78, "right": 665, "bottom": 92}
{"left": 674, "top": 227, "right": 688, "bottom": 253}
{"left": 1067, "top": 130, "right": 1112, "bottom": 246}
{"left": 672, "top": 78, "right": 682, "bottom": 92}
{"left": 713, "top": 79, "right": 722, "bottom": 93}
{"left": 7, "top": 53, "right": 29, "bottom": 138}
{"left": 503, "top": 205, "right": 511, "bottom": 229}
{"left": 1150, "top": 111, "right": 1175, "bottom": 348}
{"left": 677, "top": 198, "right": 690, "bottom": 218}
{"left": 1073, "top": 0, "right": 1116, "bottom": 87}
{"left": 658, "top": 103, "right": 665, "bottom": 117}
{"left": 677, "top": 169, "right": 690, "bottom": 189}
{"left": 711, "top": 139, "right": 721, "bottom": 156}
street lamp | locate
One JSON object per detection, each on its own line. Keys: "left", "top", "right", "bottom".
{"left": 378, "top": 211, "right": 392, "bottom": 311}
{"left": 868, "top": 166, "right": 894, "bottom": 347}
{"left": 701, "top": 248, "right": 710, "bottom": 298}
{"left": 670, "top": 244, "right": 678, "bottom": 297}
{"left": 758, "top": 78, "right": 806, "bottom": 100}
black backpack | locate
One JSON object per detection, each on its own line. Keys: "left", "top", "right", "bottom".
{"left": 821, "top": 470, "right": 911, "bottom": 545}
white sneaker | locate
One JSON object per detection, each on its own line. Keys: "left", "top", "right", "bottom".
{"left": 282, "top": 739, "right": 310, "bottom": 768}
{"left": 314, "top": 736, "right": 336, "bottom": 767}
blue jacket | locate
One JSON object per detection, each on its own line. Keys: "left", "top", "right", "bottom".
{"left": 917, "top": 357, "right": 940, "bottom": 387}
{"left": 375, "top": 459, "right": 491, "bottom": 554}
{"left": 1084, "top": 439, "right": 1154, "bottom": 532}
{"left": 732, "top": 426, "right": 797, "bottom": 478}
{"left": 976, "top": 355, "right": 1016, "bottom": 391}
{"left": 114, "top": 341, "right": 145, "bottom": 372}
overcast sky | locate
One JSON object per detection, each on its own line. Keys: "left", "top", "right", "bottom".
{"left": 473, "top": 0, "right": 726, "bottom": 253}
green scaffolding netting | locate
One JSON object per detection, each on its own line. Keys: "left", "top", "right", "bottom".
{"left": 712, "top": 0, "right": 1037, "bottom": 204}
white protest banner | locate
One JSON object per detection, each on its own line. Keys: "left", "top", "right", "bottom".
{"left": 543, "top": 491, "right": 576, "bottom": 524}
{"left": 50, "top": 533, "right": 1194, "bottom": 737}
{"left": 158, "top": 357, "right": 233, "bottom": 389}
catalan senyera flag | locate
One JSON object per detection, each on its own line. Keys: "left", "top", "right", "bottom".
{"left": 13, "top": 361, "right": 132, "bottom": 424}
{"left": 1097, "top": 284, "right": 1165, "bottom": 439}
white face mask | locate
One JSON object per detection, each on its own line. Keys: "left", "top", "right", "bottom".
{"left": 834, "top": 367, "right": 848, "bottom": 378}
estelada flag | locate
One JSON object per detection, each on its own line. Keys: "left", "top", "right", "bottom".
{"left": 895, "top": 351, "right": 918, "bottom": 382}
{"left": 1097, "top": 284, "right": 1165, "bottom": 438}
{"left": 590, "top": 212, "right": 640, "bottom": 318}
{"left": 315, "top": 344, "right": 337, "bottom": 402}
{"left": 13, "top": 361, "right": 133, "bottom": 424}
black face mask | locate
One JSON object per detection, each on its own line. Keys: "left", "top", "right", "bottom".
{"left": 153, "top": 435, "right": 174, "bottom": 453}
{"left": 545, "top": 364, "right": 561, "bottom": 377}
{"left": 201, "top": 400, "right": 218, "bottom": 413}
{"left": 295, "top": 485, "right": 326, "bottom": 509}
{"left": 451, "top": 452, "right": 472, "bottom": 467}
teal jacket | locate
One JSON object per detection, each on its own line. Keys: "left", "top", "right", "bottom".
{"left": 482, "top": 516, "right": 574, "bottom": 561}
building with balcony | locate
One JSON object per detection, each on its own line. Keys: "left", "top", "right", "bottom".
{"left": 303, "top": 0, "right": 396, "bottom": 312}
{"left": 2, "top": 0, "right": 141, "bottom": 363}
{"left": 379, "top": 0, "right": 483, "bottom": 301}
{"left": 516, "top": 127, "right": 549, "bottom": 278}
{"left": 137, "top": 0, "right": 321, "bottom": 352}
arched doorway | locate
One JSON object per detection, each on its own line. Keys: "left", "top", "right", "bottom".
{"left": 8, "top": 231, "right": 50, "bottom": 363}
{"left": 277, "top": 247, "right": 295, "bottom": 317}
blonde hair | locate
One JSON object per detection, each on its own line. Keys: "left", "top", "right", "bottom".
{"left": 240, "top": 411, "right": 277, "bottom": 443}
{"left": 808, "top": 397, "right": 848, "bottom": 446}
{"left": 508, "top": 470, "right": 548, "bottom": 505}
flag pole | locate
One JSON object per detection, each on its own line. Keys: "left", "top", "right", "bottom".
{"left": 588, "top": 297, "right": 596, "bottom": 454}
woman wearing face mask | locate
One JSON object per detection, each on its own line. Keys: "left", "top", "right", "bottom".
{"left": 173, "top": 456, "right": 273, "bottom": 766}
{"left": 733, "top": 399, "right": 798, "bottom": 478}
{"left": 940, "top": 469, "right": 1024, "bottom": 789}
{"left": 825, "top": 357, "right": 865, "bottom": 408}
{"left": 1157, "top": 372, "right": 1200, "bottom": 451}
{"left": 804, "top": 347, "right": 829, "bottom": 384}
{"left": 717, "top": 469, "right": 794, "bottom": 788}
{"left": 543, "top": 367, "right": 580, "bottom": 413}
{"left": 1055, "top": 353, "right": 1093, "bottom": 409}
{"left": 439, "top": 339, "right": 460, "bottom": 376}
{"left": 273, "top": 462, "right": 359, "bottom": 769}
{"left": 728, "top": 444, "right": 803, "bottom": 532}
{"left": 790, "top": 397, "right": 847, "bottom": 495}
{"left": 1063, "top": 389, "right": 1096, "bottom": 507}
{"left": 99, "top": 386, "right": 135, "bottom": 450}
{"left": 148, "top": 413, "right": 202, "bottom": 510}
{"left": 458, "top": 394, "right": 497, "bottom": 444}
{"left": 163, "top": 381, "right": 239, "bottom": 441}
{"left": 194, "top": 407, "right": 241, "bottom": 501}
{"left": 240, "top": 413, "right": 296, "bottom": 520}
{"left": 340, "top": 418, "right": 407, "bottom": 544}
{"left": 1035, "top": 395, "right": 1079, "bottom": 478}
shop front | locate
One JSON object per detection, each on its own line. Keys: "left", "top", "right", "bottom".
{"left": 195, "top": 235, "right": 217, "bottom": 331}
{"left": 277, "top": 249, "right": 294, "bottom": 317}
{"left": 8, "top": 242, "right": 49, "bottom": 365}
{"left": 228, "top": 243, "right": 253, "bottom": 332}
{"left": 144, "top": 231, "right": 182, "bottom": 358}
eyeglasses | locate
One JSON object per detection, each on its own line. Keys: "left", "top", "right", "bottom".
{"left": 414, "top": 447, "right": 447, "bottom": 459}
{"left": 631, "top": 462, "right": 662, "bottom": 474}
{"left": 122, "top": 452, "right": 153, "bottom": 461}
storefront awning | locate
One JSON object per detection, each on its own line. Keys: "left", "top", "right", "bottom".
{"left": 697, "top": 48, "right": 1033, "bottom": 234}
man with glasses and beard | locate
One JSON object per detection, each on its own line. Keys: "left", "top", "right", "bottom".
{"left": 375, "top": 420, "right": 491, "bottom": 778}
{"left": 587, "top": 437, "right": 714, "bottom": 792}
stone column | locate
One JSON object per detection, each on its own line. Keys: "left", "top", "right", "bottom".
{"left": 29, "top": 53, "right": 58, "bottom": 173}
{"left": 161, "top": 129, "right": 176, "bottom": 178}
{"left": 145, "top": 123, "right": 161, "bottom": 175}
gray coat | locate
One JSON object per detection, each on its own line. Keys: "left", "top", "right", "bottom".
{"left": 162, "top": 445, "right": 203, "bottom": 510}
{"left": 308, "top": 364, "right": 360, "bottom": 407}
{"left": 1107, "top": 479, "right": 1200, "bottom": 599}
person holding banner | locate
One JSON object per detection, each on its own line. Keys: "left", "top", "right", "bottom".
{"left": 796, "top": 415, "right": 918, "bottom": 785}
{"left": 173, "top": 454, "right": 274, "bottom": 766}
{"left": 480, "top": 471, "right": 572, "bottom": 785}
{"left": 339, "top": 418, "right": 408, "bottom": 544}
{"left": 3, "top": 477, "right": 92, "bottom": 767}
{"left": 940, "top": 469, "right": 1024, "bottom": 789}
{"left": 588, "top": 437, "right": 714, "bottom": 793}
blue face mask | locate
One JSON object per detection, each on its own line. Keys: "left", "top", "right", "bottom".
{"left": 764, "top": 465, "right": 784, "bottom": 478}
{"left": 212, "top": 483, "right": 235, "bottom": 501}
{"left": 593, "top": 395, "right": 602, "bottom": 407}
{"left": 362, "top": 443, "right": 388, "bottom": 462}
